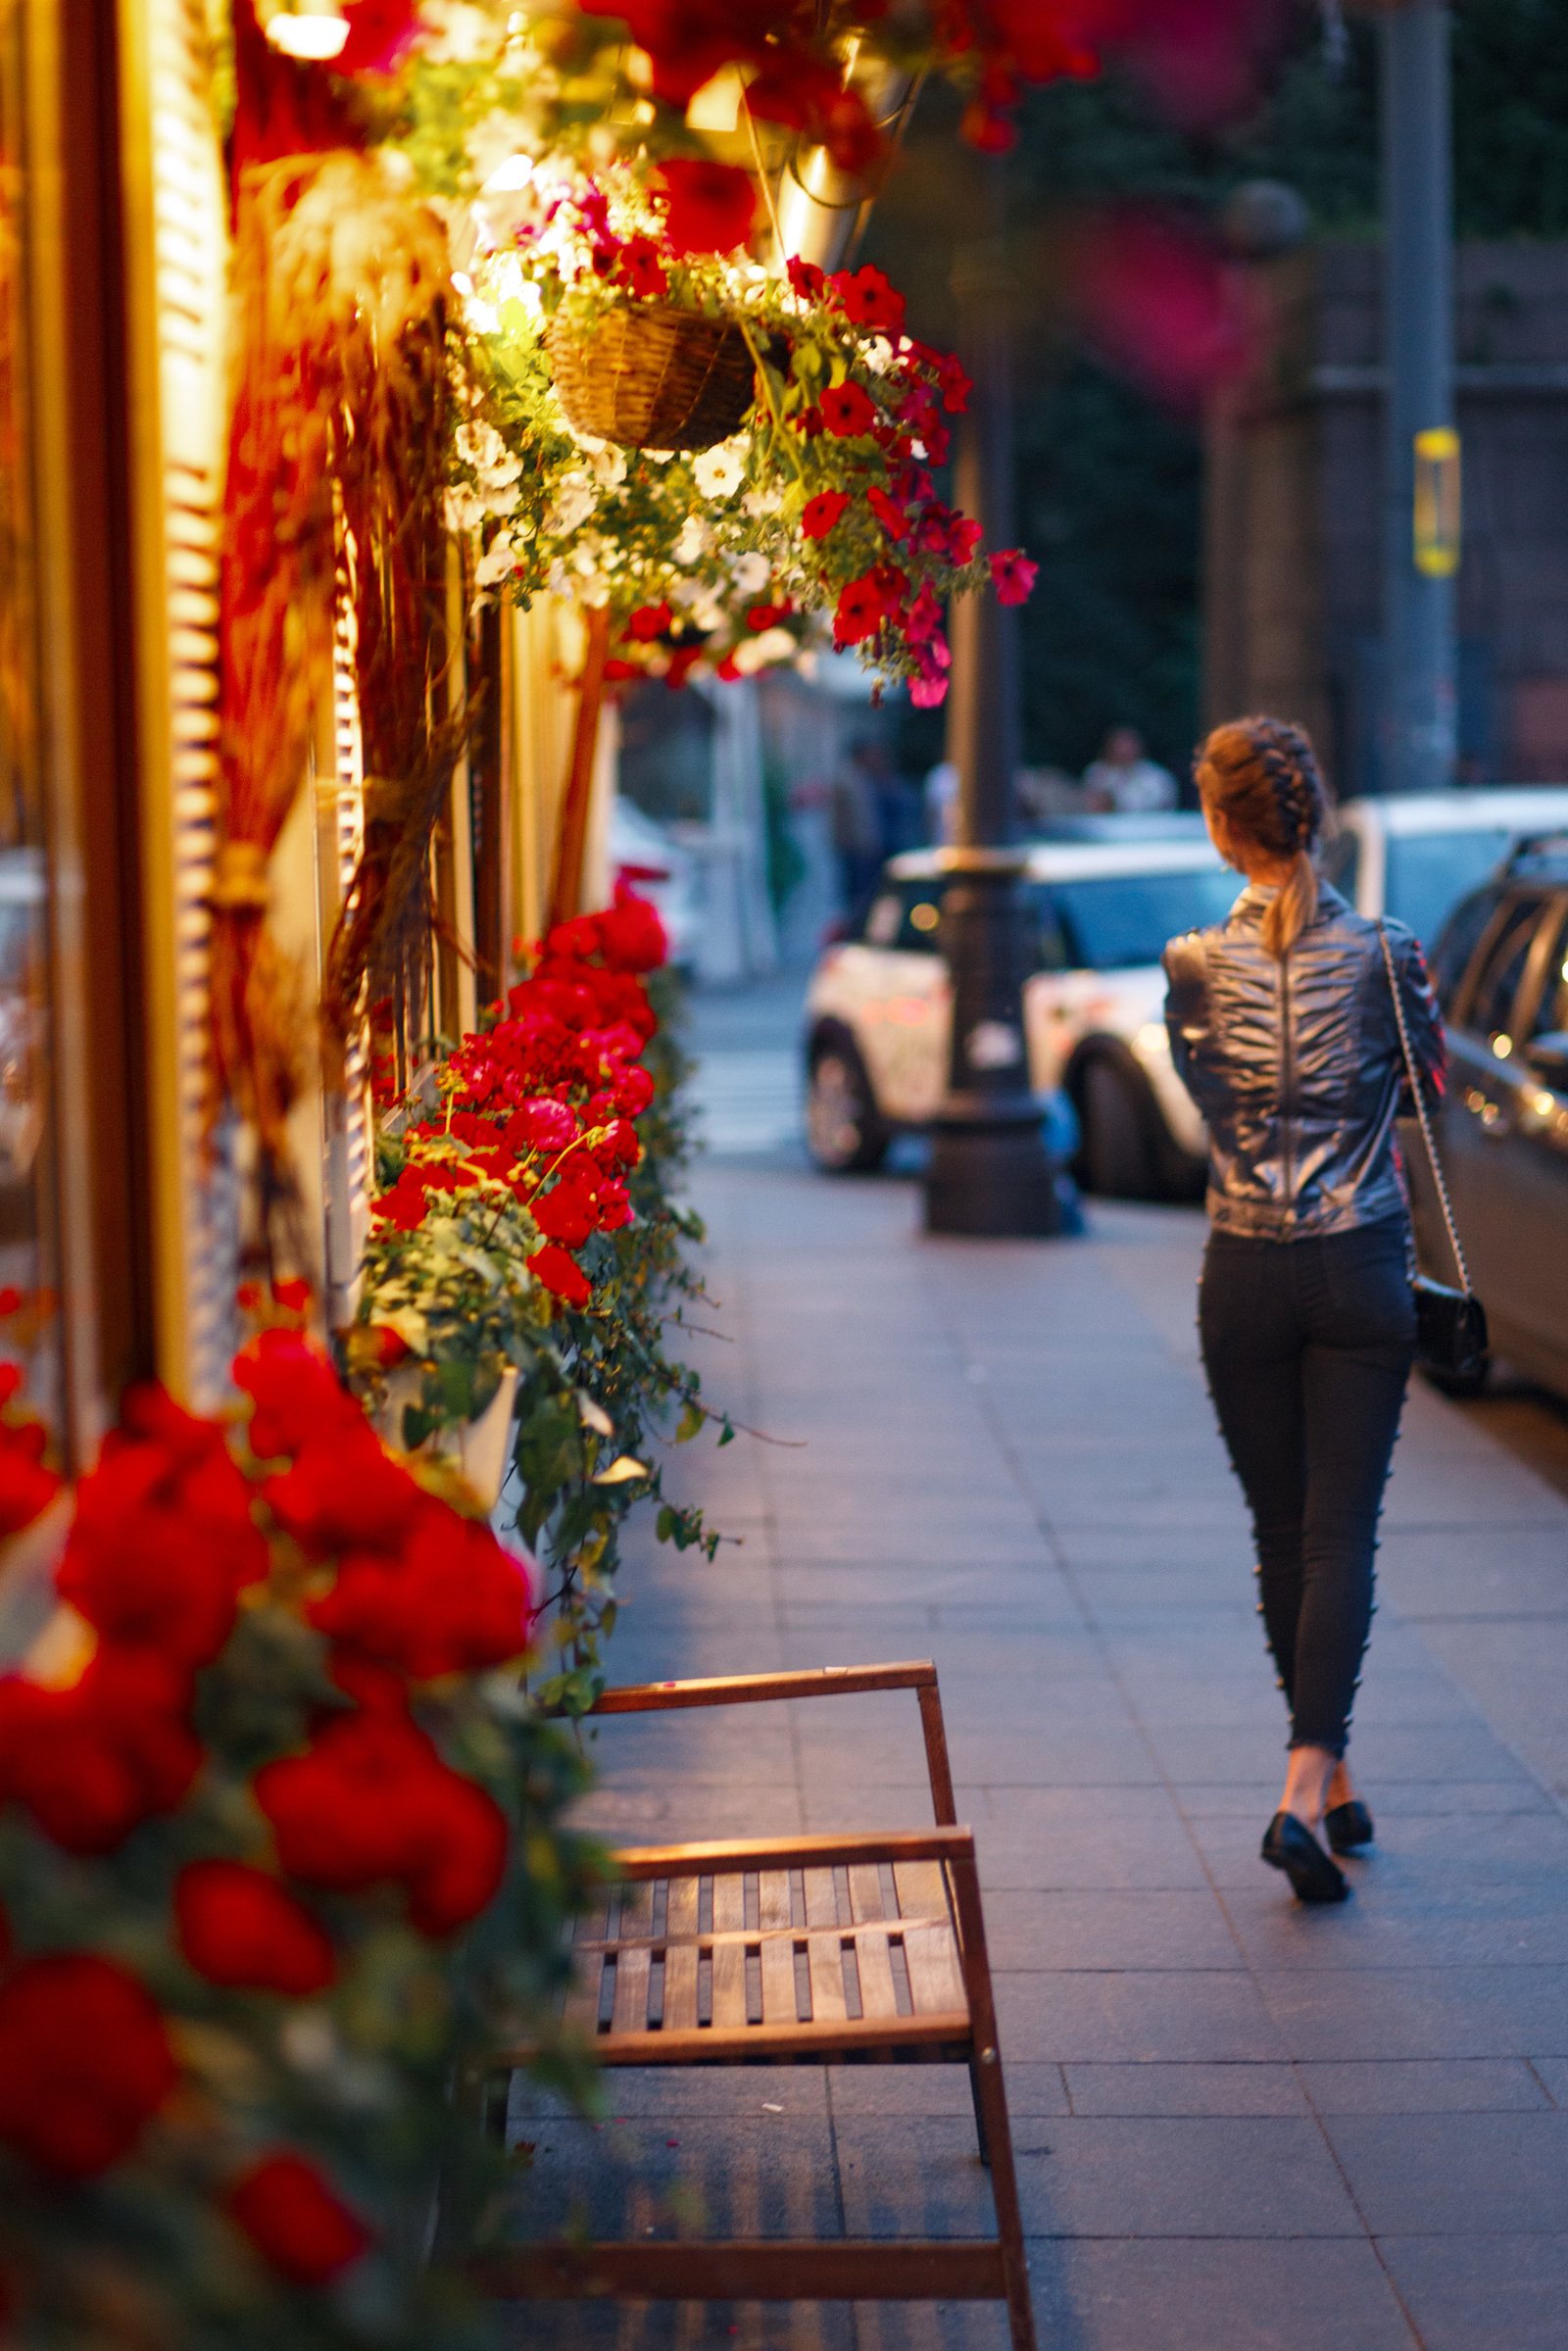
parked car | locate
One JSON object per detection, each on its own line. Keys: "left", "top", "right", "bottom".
{"left": 609, "top": 796, "right": 699, "bottom": 971}
{"left": 804, "top": 836, "right": 1243, "bottom": 1197}
{"left": 1325, "top": 787, "right": 1568, "bottom": 950}
{"left": 1408, "top": 832, "right": 1568, "bottom": 1398}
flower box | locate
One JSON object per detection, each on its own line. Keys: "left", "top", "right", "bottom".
{"left": 374, "top": 1364, "right": 519, "bottom": 1513}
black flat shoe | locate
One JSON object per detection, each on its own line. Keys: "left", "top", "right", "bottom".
{"left": 1323, "top": 1798, "right": 1374, "bottom": 1855}
{"left": 1261, "top": 1811, "right": 1349, "bottom": 1904}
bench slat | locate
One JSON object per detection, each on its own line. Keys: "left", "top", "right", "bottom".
{"left": 662, "top": 1940, "right": 699, "bottom": 2033}
{"left": 760, "top": 1934, "right": 796, "bottom": 2024}
{"left": 563, "top": 1952, "right": 604, "bottom": 2028}
{"left": 803, "top": 1867, "right": 839, "bottom": 1929}
{"left": 666, "top": 1876, "right": 700, "bottom": 1940}
{"left": 893, "top": 1860, "right": 950, "bottom": 1926}
{"left": 808, "top": 1932, "right": 849, "bottom": 2025}
{"left": 713, "top": 1873, "right": 746, "bottom": 1934}
{"left": 848, "top": 1865, "right": 886, "bottom": 1924}
{"left": 902, "top": 1922, "right": 968, "bottom": 2018}
{"left": 854, "top": 1931, "right": 901, "bottom": 2018}
{"left": 612, "top": 1942, "right": 652, "bottom": 2035}
{"left": 710, "top": 1936, "right": 747, "bottom": 2029}
{"left": 759, "top": 1871, "right": 793, "bottom": 1932}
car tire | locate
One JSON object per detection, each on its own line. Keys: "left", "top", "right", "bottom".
{"left": 1420, "top": 1358, "right": 1492, "bottom": 1400}
{"left": 1078, "top": 1056, "right": 1159, "bottom": 1200}
{"left": 806, "top": 1034, "right": 890, "bottom": 1173}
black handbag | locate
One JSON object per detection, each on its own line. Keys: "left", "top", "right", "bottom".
{"left": 1378, "top": 921, "right": 1490, "bottom": 1380}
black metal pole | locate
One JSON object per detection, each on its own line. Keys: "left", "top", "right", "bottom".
{"left": 923, "top": 183, "right": 1073, "bottom": 1238}
{"left": 1380, "top": 0, "right": 1457, "bottom": 793}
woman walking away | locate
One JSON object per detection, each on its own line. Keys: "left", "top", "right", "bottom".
{"left": 1164, "top": 718, "right": 1446, "bottom": 1904}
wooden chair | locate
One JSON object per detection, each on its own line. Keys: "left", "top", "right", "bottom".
{"left": 475, "top": 1662, "right": 1036, "bottom": 2351}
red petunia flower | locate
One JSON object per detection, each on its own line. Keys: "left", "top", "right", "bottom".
{"left": 867, "top": 485, "right": 910, "bottom": 542}
{"left": 651, "top": 160, "right": 758, "bottom": 257}
{"left": 801, "top": 489, "right": 851, "bottom": 540}
{"left": 786, "top": 255, "right": 826, "bottom": 302}
{"left": 833, "top": 574, "right": 886, "bottom": 648}
{"left": 0, "top": 1953, "right": 175, "bottom": 2179}
{"left": 746, "top": 602, "right": 789, "bottom": 631}
{"left": 829, "top": 265, "right": 906, "bottom": 334}
{"left": 819, "top": 381, "right": 878, "bottom": 439}
{"left": 334, "top": 0, "right": 420, "bottom": 77}
{"left": 990, "top": 547, "right": 1040, "bottom": 606}
{"left": 229, "top": 2154, "right": 370, "bottom": 2286}
{"left": 627, "top": 601, "right": 672, "bottom": 642}
{"left": 617, "top": 233, "right": 667, "bottom": 301}
{"left": 174, "top": 1860, "right": 336, "bottom": 1997}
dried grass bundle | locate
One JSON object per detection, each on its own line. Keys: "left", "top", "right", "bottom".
{"left": 213, "top": 148, "right": 450, "bottom": 1159}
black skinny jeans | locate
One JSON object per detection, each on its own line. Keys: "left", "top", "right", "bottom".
{"left": 1199, "top": 1218, "right": 1416, "bottom": 1758}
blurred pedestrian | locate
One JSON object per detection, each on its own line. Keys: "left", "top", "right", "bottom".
{"left": 1083, "top": 725, "right": 1177, "bottom": 812}
{"left": 1164, "top": 716, "right": 1446, "bottom": 1904}
{"left": 925, "top": 758, "right": 958, "bottom": 845}
{"left": 829, "top": 740, "right": 885, "bottom": 923}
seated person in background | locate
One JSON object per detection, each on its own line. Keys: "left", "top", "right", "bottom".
{"left": 1082, "top": 725, "right": 1178, "bottom": 813}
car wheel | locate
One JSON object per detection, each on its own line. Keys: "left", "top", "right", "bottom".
{"left": 806, "top": 1037, "right": 890, "bottom": 1173}
{"left": 1420, "top": 1358, "right": 1491, "bottom": 1400}
{"left": 1079, "top": 1057, "right": 1159, "bottom": 1200}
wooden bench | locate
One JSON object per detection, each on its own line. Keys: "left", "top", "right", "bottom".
{"left": 476, "top": 1662, "right": 1035, "bottom": 2351}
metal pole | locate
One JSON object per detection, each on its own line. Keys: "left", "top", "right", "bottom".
{"left": 923, "top": 171, "right": 1072, "bottom": 1238}
{"left": 1380, "top": 0, "right": 1457, "bottom": 794}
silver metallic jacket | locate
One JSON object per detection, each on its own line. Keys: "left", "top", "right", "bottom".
{"left": 1162, "top": 880, "right": 1446, "bottom": 1240}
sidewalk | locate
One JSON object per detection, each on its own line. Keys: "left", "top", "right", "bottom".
{"left": 509, "top": 1014, "right": 1568, "bottom": 2351}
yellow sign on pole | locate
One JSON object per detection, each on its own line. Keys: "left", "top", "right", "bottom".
{"left": 1413, "top": 426, "right": 1461, "bottom": 577}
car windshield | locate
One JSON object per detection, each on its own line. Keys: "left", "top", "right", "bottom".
{"left": 1383, "top": 829, "right": 1514, "bottom": 951}
{"left": 1047, "top": 869, "right": 1240, "bottom": 970}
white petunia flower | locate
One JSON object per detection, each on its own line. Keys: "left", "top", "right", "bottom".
{"left": 474, "top": 538, "right": 521, "bottom": 587}
{"left": 729, "top": 549, "right": 770, "bottom": 595}
{"left": 742, "top": 485, "right": 784, "bottom": 518}
{"left": 588, "top": 444, "right": 628, "bottom": 488}
{"left": 672, "top": 515, "right": 712, "bottom": 565}
{"left": 545, "top": 471, "right": 597, "bottom": 535}
{"left": 691, "top": 437, "right": 748, "bottom": 500}
{"left": 419, "top": 2, "right": 495, "bottom": 64}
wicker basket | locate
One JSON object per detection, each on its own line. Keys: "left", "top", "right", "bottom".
{"left": 545, "top": 304, "right": 759, "bottom": 452}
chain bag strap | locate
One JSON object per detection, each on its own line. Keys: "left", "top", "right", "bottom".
{"left": 1377, "top": 919, "right": 1488, "bottom": 1378}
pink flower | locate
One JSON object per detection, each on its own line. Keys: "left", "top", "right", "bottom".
{"left": 989, "top": 548, "right": 1039, "bottom": 606}
{"left": 909, "top": 673, "right": 950, "bottom": 709}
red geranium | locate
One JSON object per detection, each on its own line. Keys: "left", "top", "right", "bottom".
{"left": 308, "top": 1494, "right": 533, "bottom": 1681}
{"left": 651, "top": 160, "right": 758, "bottom": 257}
{"left": 229, "top": 2154, "right": 370, "bottom": 2286}
{"left": 234, "top": 1329, "right": 367, "bottom": 1461}
{"left": 528, "top": 1245, "right": 592, "bottom": 1308}
{"left": 0, "top": 1650, "right": 201, "bottom": 1856}
{"left": 990, "top": 547, "right": 1040, "bottom": 606}
{"left": 0, "top": 1405, "right": 59, "bottom": 1536}
{"left": 174, "top": 1860, "right": 335, "bottom": 1996}
{"left": 0, "top": 1953, "right": 175, "bottom": 2179}
{"left": 255, "top": 1705, "right": 508, "bottom": 1936}
{"left": 830, "top": 265, "right": 906, "bottom": 334}
{"left": 819, "top": 381, "right": 878, "bottom": 439}
{"left": 597, "top": 882, "right": 667, "bottom": 972}
{"left": 802, "top": 489, "right": 851, "bottom": 540}
{"left": 371, "top": 1167, "right": 431, "bottom": 1231}
{"left": 505, "top": 1097, "right": 578, "bottom": 1156}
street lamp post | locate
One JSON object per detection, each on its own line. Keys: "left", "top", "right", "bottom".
{"left": 923, "top": 212, "right": 1074, "bottom": 1238}
{"left": 1380, "top": 0, "right": 1458, "bottom": 794}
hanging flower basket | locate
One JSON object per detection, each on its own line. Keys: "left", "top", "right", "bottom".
{"left": 544, "top": 303, "right": 757, "bottom": 452}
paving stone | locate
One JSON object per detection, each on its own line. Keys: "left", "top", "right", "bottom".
{"left": 1377, "top": 2235, "right": 1568, "bottom": 2351}
{"left": 1062, "top": 2062, "right": 1307, "bottom": 2116}
{"left": 1293, "top": 2058, "right": 1550, "bottom": 2113}
{"left": 1326, "top": 2110, "right": 1568, "bottom": 2232}
{"left": 1023, "top": 2238, "right": 1417, "bottom": 2351}
{"left": 1010, "top": 2116, "right": 1360, "bottom": 2236}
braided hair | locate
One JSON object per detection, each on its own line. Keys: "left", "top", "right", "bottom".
{"left": 1196, "top": 715, "right": 1328, "bottom": 958}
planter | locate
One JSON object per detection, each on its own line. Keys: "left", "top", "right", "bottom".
{"left": 545, "top": 304, "right": 757, "bottom": 452}
{"left": 374, "top": 1365, "right": 519, "bottom": 1514}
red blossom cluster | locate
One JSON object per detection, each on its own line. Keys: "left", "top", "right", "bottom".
{"left": 370, "top": 886, "right": 666, "bottom": 1313}
{"left": 0, "top": 1325, "right": 537, "bottom": 2284}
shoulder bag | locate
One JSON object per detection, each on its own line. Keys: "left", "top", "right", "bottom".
{"left": 1377, "top": 920, "right": 1489, "bottom": 1381}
